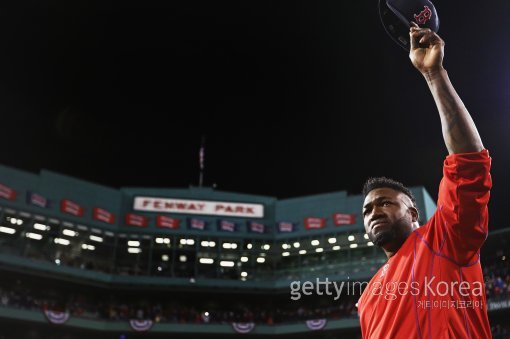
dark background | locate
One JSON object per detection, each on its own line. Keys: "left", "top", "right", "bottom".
{"left": 0, "top": 0, "right": 508, "bottom": 229}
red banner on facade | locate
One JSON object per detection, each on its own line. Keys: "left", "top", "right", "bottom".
{"left": 0, "top": 183, "right": 16, "bottom": 201}
{"left": 60, "top": 199, "right": 84, "bottom": 217}
{"left": 156, "top": 215, "right": 180, "bottom": 229}
{"left": 333, "top": 213, "right": 356, "bottom": 225}
{"left": 93, "top": 208, "right": 115, "bottom": 224}
{"left": 125, "top": 213, "right": 148, "bottom": 227}
{"left": 304, "top": 217, "right": 326, "bottom": 230}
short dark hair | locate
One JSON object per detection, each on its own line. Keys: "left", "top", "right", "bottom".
{"left": 362, "top": 177, "right": 417, "bottom": 207}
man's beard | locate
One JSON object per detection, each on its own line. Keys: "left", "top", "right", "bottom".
{"left": 371, "top": 216, "right": 410, "bottom": 247}
{"left": 372, "top": 227, "right": 398, "bottom": 247}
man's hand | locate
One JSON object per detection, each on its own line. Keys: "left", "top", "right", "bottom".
{"left": 409, "top": 22, "right": 444, "bottom": 76}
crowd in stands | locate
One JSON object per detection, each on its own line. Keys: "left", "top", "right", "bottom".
{"left": 0, "top": 283, "right": 358, "bottom": 325}
{"left": 1, "top": 256, "right": 510, "bottom": 326}
{"left": 484, "top": 258, "right": 510, "bottom": 300}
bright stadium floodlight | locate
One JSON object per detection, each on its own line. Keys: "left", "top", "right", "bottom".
{"left": 241, "top": 272, "right": 248, "bottom": 277}
{"left": 17, "top": 219, "right": 23, "bottom": 225}
{"left": 209, "top": 241, "right": 216, "bottom": 247}
{"left": 350, "top": 243, "right": 358, "bottom": 248}
{"left": 316, "top": 248, "right": 324, "bottom": 253}
{"left": 282, "top": 252, "right": 290, "bottom": 257}
{"left": 179, "top": 255, "right": 187, "bottom": 262}
{"left": 367, "top": 242, "right": 374, "bottom": 246}
{"left": 293, "top": 242, "right": 300, "bottom": 248}
{"left": 0, "top": 226, "right": 16, "bottom": 234}
{"left": 246, "top": 243, "right": 252, "bottom": 249}
{"left": 220, "top": 261, "right": 235, "bottom": 267}
{"left": 263, "top": 244, "right": 270, "bottom": 250}
{"left": 256, "top": 257, "right": 265, "bottom": 263}
{"left": 199, "top": 258, "right": 214, "bottom": 264}
{"left": 333, "top": 245, "right": 341, "bottom": 251}
{"left": 328, "top": 237, "right": 337, "bottom": 244}
{"left": 231, "top": 243, "right": 238, "bottom": 249}
{"left": 201, "top": 241, "right": 209, "bottom": 247}
{"left": 55, "top": 259, "right": 61, "bottom": 265}
{"left": 128, "top": 247, "right": 142, "bottom": 254}
{"left": 25, "top": 232, "right": 43, "bottom": 240}
{"left": 163, "top": 238, "right": 170, "bottom": 244}
{"left": 282, "top": 243, "right": 289, "bottom": 249}
{"left": 299, "top": 250, "right": 307, "bottom": 255}
{"left": 223, "top": 243, "right": 232, "bottom": 249}
{"left": 127, "top": 240, "right": 140, "bottom": 247}
{"left": 180, "top": 239, "right": 187, "bottom": 245}
{"left": 54, "top": 238, "right": 70, "bottom": 246}
{"left": 240, "top": 256, "right": 249, "bottom": 262}
{"left": 186, "top": 239, "right": 195, "bottom": 246}
{"left": 364, "top": 234, "right": 369, "bottom": 240}
{"left": 348, "top": 235, "right": 355, "bottom": 242}
{"left": 311, "top": 240, "right": 320, "bottom": 246}
{"left": 162, "top": 254, "right": 169, "bottom": 261}
{"left": 33, "top": 223, "right": 49, "bottom": 231}
{"left": 156, "top": 238, "right": 165, "bottom": 244}
{"left": 90, "top": 235, "right": 103, "bottom": 243}
{"left": 63, "top": 229, "right": 77, "bottom": 237}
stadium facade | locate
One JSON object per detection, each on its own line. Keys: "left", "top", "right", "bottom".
{"left": 0, "top": 164, "right": 508, "bottom": 338}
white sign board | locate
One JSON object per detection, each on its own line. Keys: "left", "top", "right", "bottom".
{"left": 133, "top": 197, "right": 264, "bottom": 218}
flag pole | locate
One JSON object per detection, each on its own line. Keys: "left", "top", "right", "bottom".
{"left": 199, "top": 135, "right": 205, "bottom": 187}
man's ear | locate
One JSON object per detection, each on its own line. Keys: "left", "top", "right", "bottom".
{"left": 409, "top": 207, "right": 419, "bottom": 223}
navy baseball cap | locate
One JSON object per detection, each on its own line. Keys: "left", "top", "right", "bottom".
{"left": 379, "top": 0, "right": 440, "bottom": 50}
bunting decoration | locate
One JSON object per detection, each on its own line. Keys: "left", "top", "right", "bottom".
{"left": 129, "top": 319, "right": 153, "bottom": 332}
{"left": 305, "top": 318, "right": 327, "bottom": 331}
{"left": 232, "top": 322, "right": 255, "bottom": 334}
{"left": 43, "top": 310, "right": 70, "bottom": 325}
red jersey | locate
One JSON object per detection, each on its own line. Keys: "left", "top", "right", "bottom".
{"left": 358, "top": 150, "right": 492, "bottom": 338}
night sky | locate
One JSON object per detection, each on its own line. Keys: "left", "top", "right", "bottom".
{"left": 0, "top": 1, "right": 508, "bottom": 229}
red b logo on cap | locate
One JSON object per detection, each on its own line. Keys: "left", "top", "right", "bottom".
{"left": 414, "top": 6, "right": 432, "bottom": 25}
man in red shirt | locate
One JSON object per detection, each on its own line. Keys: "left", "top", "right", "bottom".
{"left": 357, "top": 24, "right": 492, "bottom": 338}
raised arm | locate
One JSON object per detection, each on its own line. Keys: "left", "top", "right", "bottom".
{"left": 408, "top": 23, "right": 484, "bottom": 155}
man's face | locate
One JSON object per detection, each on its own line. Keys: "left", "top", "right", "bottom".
{"left": 362, "top": 188, "right": 416, "bottom": 248}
